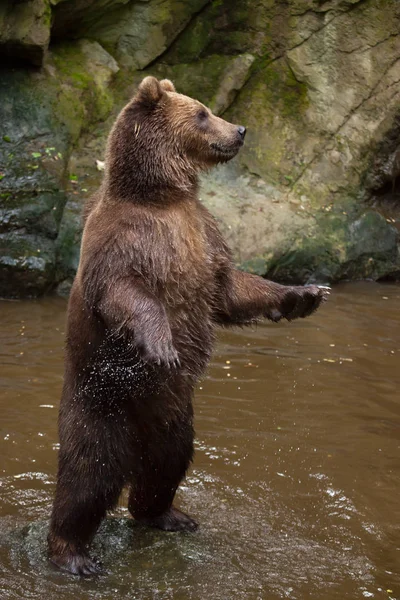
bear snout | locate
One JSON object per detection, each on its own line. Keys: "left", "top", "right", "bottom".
{"left": 237, "top": 126, "right": 246, "bottom": 140}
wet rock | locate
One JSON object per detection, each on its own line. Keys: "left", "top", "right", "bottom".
{"left": 343, "top": 212, "right": 399, "bottom": 280}
{"left": 0, "top": 39, "right": 118, "bottom": 297}
{"left": 199, "top": 166, "right": 399, "bottom": 284}
{"left": 55, "top": 278, "right": 73, "bottom": 297}
{"left": 0, "top": 231, "right": 56, "bottom": 297}
{"left": 0, "top": 68, "right": 68, "bottom": 297}
{"left": 200, "top": 165, "right": 306, "bottom": 278}
{"left": 0, "top": 190, "right": 66, "bottom": 238}
{"left": 55, "top": 197, "right": 83, "bottom": 282}
{"left": 266, "top": 209, "right": 399, "bottom": 284}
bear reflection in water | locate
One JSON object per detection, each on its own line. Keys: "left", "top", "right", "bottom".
{"left": 47, "top": 76, "right": 328, "bottom": 576}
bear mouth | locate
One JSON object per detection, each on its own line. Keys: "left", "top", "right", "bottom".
{"left": 210, "top": 142, "right": 240, "bottom": 159}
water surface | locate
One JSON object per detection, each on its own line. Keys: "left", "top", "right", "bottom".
{"left": 0, "top": 283, "right": 399, "bottom": 600}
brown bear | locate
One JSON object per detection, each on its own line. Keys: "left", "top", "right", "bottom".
{"left": 48, "top": 76, "right": 327, "bottom": 576}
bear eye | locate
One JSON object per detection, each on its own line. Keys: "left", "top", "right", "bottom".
{"left": 197, "top": 109, "right": 208, "bottom": 121}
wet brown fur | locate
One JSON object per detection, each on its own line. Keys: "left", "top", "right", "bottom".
{"left": 48, "top": 77, "right": 327, "bottom": 576}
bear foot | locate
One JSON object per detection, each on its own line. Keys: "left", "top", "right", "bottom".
{"left": 49, "top": 551, "right": 103, "bottom": 577}
{"left": 138, "top": 506, "right": 198, "bottom": 532}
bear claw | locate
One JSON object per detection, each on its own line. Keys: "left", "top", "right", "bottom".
{"left": 137, "top": 506, "right": 198, "bottom": 532}
{"left": 49, "top": 553, "right": 103, "bottom": 577}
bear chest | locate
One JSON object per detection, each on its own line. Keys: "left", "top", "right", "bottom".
{"left": 151, "top": 216, "right": 217, "bottom": 307}
{"left": 165, "top": 229, "right": 215, "bottom": 299}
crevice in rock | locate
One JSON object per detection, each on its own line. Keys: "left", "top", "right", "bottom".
{"left": 363, "top": 113, "right": 400, "bottom": 209}
{"left": 144, "top": 0, "right": 214, "bottom": 69}
{"left": 358, "top": 32, "right": 400, "bottom": 54}
{"left": 223, "top": 0, "right": 370, "bottom": 114}
{"left": 292, "top": 57, "right": 400, "bottom": 190}
{"left": 291, "top": 0, "right": 370, "bottom": 18}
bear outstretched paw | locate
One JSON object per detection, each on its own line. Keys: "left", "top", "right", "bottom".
{"left": 270, "top": 284, "right": 329, "bottom": 322}
{"left": 138, "top": 506, "right": 198, "bottom": 532}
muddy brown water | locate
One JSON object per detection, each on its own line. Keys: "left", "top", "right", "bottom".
{"left": 0, "top": 282, "right": 399, "bottom": 600}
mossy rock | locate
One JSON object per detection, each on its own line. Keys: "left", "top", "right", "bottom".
{"left": 152, "top": 53, "right": 254, "bottom": 115}
{"left": 161, "top": 1, "right": 225, "bottom": 64}
{"left": 226, "top": 57, "right": 316, "bottom": 186}
{"left": 0, "top": 39, "right": 120, "bottom": 297}
{"left": 266, "top": 234, "right": 344, "bottom": 284}
{"left": 54, "top": 0, "right": 209, "bottom": 70}
{"left": 51, "top": 39, "right": 119, "bottom": 137}
{"left": 0, "top": 67, "right": 70, "bottom": 170}
{"left": 264, "top": 210, "right": 400, "bottom": 284}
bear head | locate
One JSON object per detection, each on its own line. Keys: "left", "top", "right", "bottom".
{"left": 105, "top": 76, "right": 246, "bottom": 200}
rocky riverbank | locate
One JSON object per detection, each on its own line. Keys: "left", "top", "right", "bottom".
{"left": 1, "top": 0, "right": 400, "bottom": 297}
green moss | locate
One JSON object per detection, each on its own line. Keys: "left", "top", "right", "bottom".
{"left": 224, "top": 56, "right": 311, "bottom": 184}
{"left": 51, "top": 42, "right": 115, "bottom": 137}
{"left": 52, "top": 43, "right": 85, "bottom": 77}
{"left": 55, "top": 85, "right": 86, "bottom": 142}
{"left": 162, "top": 0, "right": 223, "bottom": 64}
{"left": 43, "top": 0, "right": 52, "bottom": 29}
{"left": 246, "top": 59, "right": 309, "bottom": 119}
{"left": 94, "top": 88, "right": 114, "bottom": 121}
{"left": 281, "top": 67, "right": 308, "bottom": 118}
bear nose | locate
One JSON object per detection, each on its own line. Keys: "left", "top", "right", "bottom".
{"left": 237, "top": 126, "right": 246, "bottom": 139}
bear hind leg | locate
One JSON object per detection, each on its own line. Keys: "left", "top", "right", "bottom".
{"left": 129, "top": 478, "right": 198, "bottom": 532}
{"left": 128, "top": 421, "right": 197, "bottom": 532}
{"left": 48, "top": 460, "right": 124, "bottom": 576}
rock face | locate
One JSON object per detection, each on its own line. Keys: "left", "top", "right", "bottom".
{"left": 0, "top": 0, "right": 52, "bottom": 66}
{"left": 0, "top": 39, "right": 119, "bottom": 296}
{"left": 0, "top": 0, "right": 400, "bottom": 297}
{"left": 52, "top": 0, "right": 210, "bottom": 69}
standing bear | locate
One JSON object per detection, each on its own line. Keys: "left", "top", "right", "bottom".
{"left": 48, "top": 76, "right": 327, "bottom": 576}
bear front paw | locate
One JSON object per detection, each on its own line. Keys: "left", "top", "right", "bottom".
{"left": 138, "top": 334, "right": 181, "bottom": 369}
{"left": 270, "top": 285, "right": 329, "bottom": 322}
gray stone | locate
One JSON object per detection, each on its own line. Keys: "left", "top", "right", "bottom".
{"left": 0, "top": 0, "right": 51, "bottom": 66}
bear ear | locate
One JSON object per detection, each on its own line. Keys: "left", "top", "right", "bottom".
{"left": 137, "top": 76, "right": 164, "bottom": 104}
{"left": 159, "top": 79, "right": 176, "bottom": 93}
